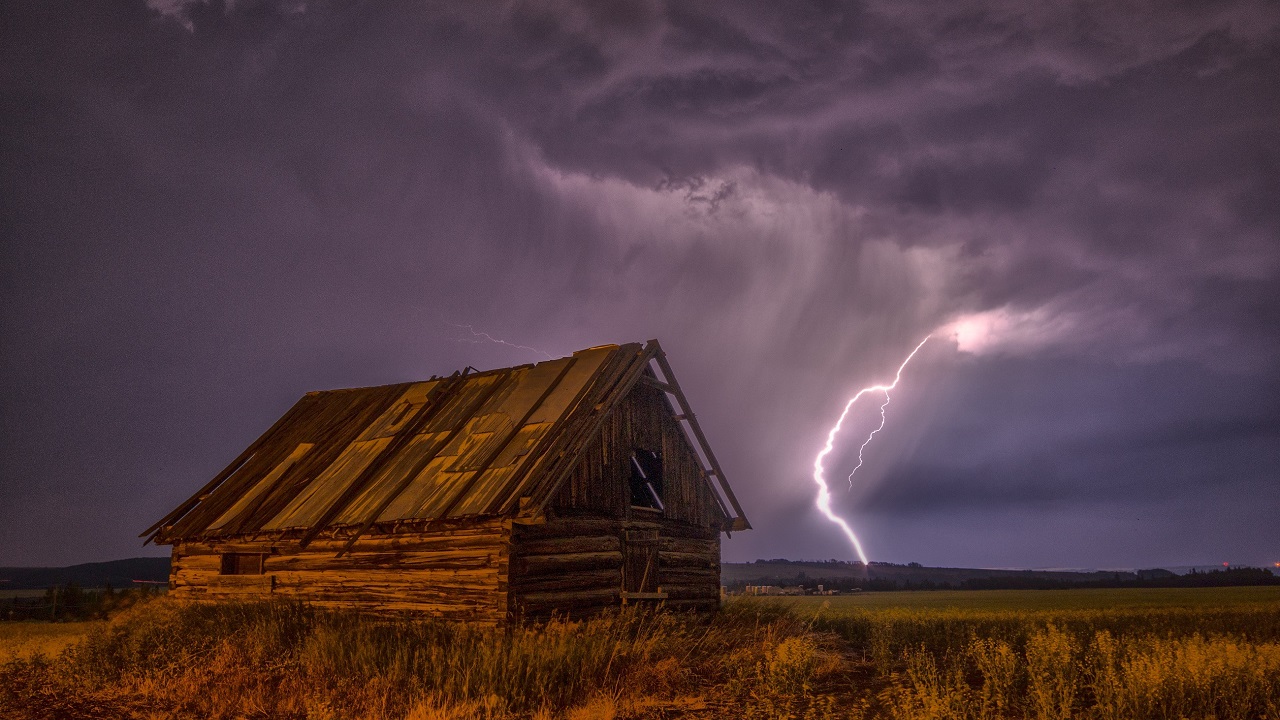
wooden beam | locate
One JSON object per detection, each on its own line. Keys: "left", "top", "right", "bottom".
{"left": 485, "top": 353, "right": 607, "bottom": 516}
{"left": 620, "top": 591, "right": 668, "bottom": 602}
{"left": 638, "top": 375, "right": 675, "bottom": 393}
{"left": 166, "top": 385, "right": 413, "bottom": 540}
{"left": 650, "top": 341, "right": 751, "bottom": 531}
{"left": 505, "top": 347, "right": 639, "bottom": 518}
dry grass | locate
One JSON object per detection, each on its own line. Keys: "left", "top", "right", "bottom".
{"left": 0, "top": 598, "right": 845, "bottom": 719}
{"left": 3, "top": 588, "right": 1278, "bottom": 719}
{"left": 0, "top": 621, "right": 102, "bottom": 663}
{"left": 793, "top": 588, "right": 1280, "bottom": 719}
{"left": 876, "top": 627, "right": 1280, "bottom": 720}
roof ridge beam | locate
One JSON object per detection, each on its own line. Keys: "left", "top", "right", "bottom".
{"left": 649, "top": 340, "right": 751, "bottom": 531}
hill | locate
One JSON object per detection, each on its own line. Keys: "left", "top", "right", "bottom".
{"left": 0, "top": 557, "right": 170, "bottom": 590}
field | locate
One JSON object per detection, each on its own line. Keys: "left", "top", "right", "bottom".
{"left": 1, "top": 587, "right": 1277, "bottom": 719}
{"left": 0, "top": 621, "right": 105, "bottom": 663}
{"left": 794, "top": 586, "right": 1280, "bottom": 611}
{"left": 799, "top": 587, "right": 1280, "bottom": 719}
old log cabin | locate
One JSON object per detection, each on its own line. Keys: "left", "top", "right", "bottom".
{"left": 142, "top": 341, "right": 749, "bottom": 623}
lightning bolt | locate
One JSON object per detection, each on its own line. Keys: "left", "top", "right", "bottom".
{"left": 813, "top": 336, "right": 930, "bottom": 565}
{"left": 848, "top": 389, "right": 893, "bottom": 488}
{"left": 449, "top": 323, "right": 555, "bottom": 361}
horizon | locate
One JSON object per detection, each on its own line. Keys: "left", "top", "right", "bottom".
{"left": 4, "top": 555, "right": 1276, "bottom": 578}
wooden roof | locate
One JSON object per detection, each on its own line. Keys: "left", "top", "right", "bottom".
{"left": 143, "top": 341, "right": 749, "bottom": 549}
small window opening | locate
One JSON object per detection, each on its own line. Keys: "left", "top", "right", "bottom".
{"left": 220, "top": 553, "right": 264, "bottom": 575}
{"left": 629, "top": 448, "right": 665, "bottom": 511}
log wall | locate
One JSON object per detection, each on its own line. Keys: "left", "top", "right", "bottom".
{"left": 509, "top": 515, "right": 720, "bottom": 618}
{"left": 168, "top": 519, "right": 510, "bottom": 623}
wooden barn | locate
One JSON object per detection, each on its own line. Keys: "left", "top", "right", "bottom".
{"left": 142, "top": 341, "right": 749, "bottom": 622}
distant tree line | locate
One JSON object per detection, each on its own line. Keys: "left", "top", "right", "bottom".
{"left": 954, "top": 568, "right": 1280, "bottom": 591}
{"left": 729, "top": 567, "right": 1280, "bottom": 593}
{"left": 3, "top": 583, "right": 162, "bottom": 622}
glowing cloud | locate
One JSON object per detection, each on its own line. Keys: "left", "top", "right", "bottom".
{"left": 941, "top": 306, "right": 1076, "bottom": 355}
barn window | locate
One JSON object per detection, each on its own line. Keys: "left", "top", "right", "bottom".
{"left": 629, "top": 448, "right": 665, "bottom": 511}
{"left": 220, "top": 553, "right": 264, "bottom": 575}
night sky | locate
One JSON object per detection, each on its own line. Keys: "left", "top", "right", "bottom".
{"left": 3, "top": 1, "right": 1278, "bottom": 570}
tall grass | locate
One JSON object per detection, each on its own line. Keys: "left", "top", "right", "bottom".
{"left": 879, "top": 627, "right": 1280, "bottom": 720}
{"left": 805, "top": 591, "right": 1280, "bottom": 720}
{"left": 1, "top": 597, "right": 842, "bottom": 719}
{"left": 4, "top": 590, "right": 1278, "bottom": 719}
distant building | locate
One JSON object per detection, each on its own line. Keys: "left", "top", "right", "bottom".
{"left": 144, "top": 342, "right": 749, "bottom": 623}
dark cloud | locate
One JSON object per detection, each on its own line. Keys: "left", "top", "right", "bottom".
{"left": 1, "top": 0, "right": 1277, "bottom": 568}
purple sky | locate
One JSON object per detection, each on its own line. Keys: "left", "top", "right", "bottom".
{"left": 3, "top": 1, "right": 1278, "bottom": 569}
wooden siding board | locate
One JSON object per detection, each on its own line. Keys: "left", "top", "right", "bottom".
{"left": 170, "top": 525, "right": 506, "bottom": 622}
{"left": 507, "top": 513, "right": 719, "bottom": 619}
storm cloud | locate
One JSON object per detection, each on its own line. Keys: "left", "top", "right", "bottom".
{"left": 2, "top": 0, "right": 1277, "bottom": 568}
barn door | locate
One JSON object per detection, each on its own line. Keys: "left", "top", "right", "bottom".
{"left": 622, "top": 529, "right": 664, "bottom": 599}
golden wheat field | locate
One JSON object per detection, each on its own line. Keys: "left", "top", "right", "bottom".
{"left": 1, "top": 587, "right": 1277, "bottom": 719}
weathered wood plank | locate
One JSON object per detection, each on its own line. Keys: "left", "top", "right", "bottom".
{"left": 513, "top": 534, "right": 621, "bottom": 556}
{"left": 509, "top": 568, "right": 621, "bottom": 594}
{"left": 658, "top": 551, "right": 719, "bottom": 568}
{"left": 517, "top": 586, "right": 621, "bottom": 614}
{"left": 658, "top": 569, "right": 720, "bottom": 585}
{"left": 269, "top": 551, "right": 499, "bottom": 572}
{"left": 513, "top": 517, "right": 624, "bottom": 539}
{"left": 514, "top": 551, "right": 622, "bottom": 575}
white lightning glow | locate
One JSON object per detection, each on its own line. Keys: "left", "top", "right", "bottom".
{"left": 449, "top": 323, "right": 554, "bottom": 360}
{"left": 813, "top": 336, "right": 930, "bottom": 565}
